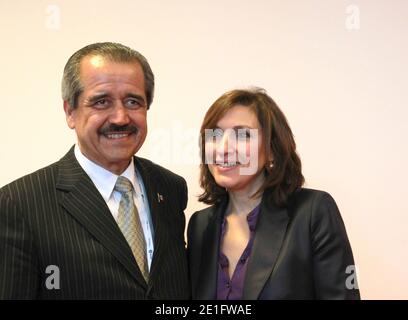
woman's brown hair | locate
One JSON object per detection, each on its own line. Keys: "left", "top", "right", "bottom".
{"left": 198, "top": 88, "right": 304, "bottom": 207}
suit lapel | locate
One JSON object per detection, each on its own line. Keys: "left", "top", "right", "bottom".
{"left": 243, "top": 191, "right": 289, "bottom": 299}
{"left": 133, "top": 157, "right": 167, "bottom": 292}
{"left": 196, "top": 200, "right": 228, "bottom": 299}
{"left": 56, "top": 147, "right": 147, "bottom": 289}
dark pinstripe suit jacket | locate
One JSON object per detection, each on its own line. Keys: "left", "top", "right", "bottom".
{"left": 0, "top": 147, "right": 190, "bottom": 299}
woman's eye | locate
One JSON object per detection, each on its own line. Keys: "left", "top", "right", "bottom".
{"left": 213, "top": 129, "right": 224, "bottom": 138}
{"left": 204, "top": 129, "right": 223, "bottom": 142}
{"left": 237, "top": 129, "right": 250, "bottom": 139}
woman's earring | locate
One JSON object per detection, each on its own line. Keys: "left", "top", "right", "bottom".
{"left": 269, "top": 161, "right": 274, "bottom": 168}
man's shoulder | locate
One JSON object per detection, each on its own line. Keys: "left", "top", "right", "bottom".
{"left": 0, "top": 160, "right": 60, "bottom": 198}
{"left": 135, "top": 156, "right": 186, "bottom": 185}
{"left": 0, "top": 147, "right": 77, "bottom": 197}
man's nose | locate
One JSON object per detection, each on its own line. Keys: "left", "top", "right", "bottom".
{"left": 109, "top": 102, "right": 130, "bottom": 125}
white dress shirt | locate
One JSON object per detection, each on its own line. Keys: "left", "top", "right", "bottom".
{"left": 74, "top": 145, "right": 154, "bottom": 269}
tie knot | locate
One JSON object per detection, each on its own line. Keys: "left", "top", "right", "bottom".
{"left": 114, "top": 176, "right": 133, "bottom": 194}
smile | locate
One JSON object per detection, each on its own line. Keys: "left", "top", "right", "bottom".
{"left": 104, "top": 133, "right": 132, "bottom": 139}
{"left": 216, "top": 162, "right": 240, "bottom": 168}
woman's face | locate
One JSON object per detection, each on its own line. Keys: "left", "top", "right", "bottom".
{"left": 205, "top": 105, "right": 268, "bottom": 194}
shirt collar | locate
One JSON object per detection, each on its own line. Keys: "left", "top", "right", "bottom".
{"left": 74, "top": 144, "right": 137, "bottom": 201}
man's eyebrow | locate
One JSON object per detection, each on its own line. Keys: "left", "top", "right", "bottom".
{"left": 86, "top": 93, "right": 146, "bottom": 105}
{"left": 125, "top": 93, "right": 146, "bottom": 105}
{"left": 87, "top": 93, "right": 109, "bottom": 104}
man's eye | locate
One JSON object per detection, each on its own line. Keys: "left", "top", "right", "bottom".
{"left": 125, "top": 99, "right": 142, "bottom": 108}
{"left": 94, "top": 99, "right": 108, "bottom": 107}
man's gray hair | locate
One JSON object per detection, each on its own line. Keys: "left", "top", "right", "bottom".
{"left": 61, "top": 42, "right": 154, "bottom": 109}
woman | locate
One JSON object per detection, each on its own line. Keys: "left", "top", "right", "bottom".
{"left": 187, "top": 88, "right": 360, "bottom": 300}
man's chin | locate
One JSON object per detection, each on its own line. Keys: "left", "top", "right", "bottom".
{"left": 104, "top": 150, "right": 136, "bottom": 162}
{"left": 98, "top": 155, "right": 135, "bottom": 174}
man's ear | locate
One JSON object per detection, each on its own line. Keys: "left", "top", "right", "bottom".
{"left": 63, "top": 101, "right": 76, "bottom": 129}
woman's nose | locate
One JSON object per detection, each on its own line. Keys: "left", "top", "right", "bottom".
{"left": 215, "top": 130, "right": 236, "bottom": 161}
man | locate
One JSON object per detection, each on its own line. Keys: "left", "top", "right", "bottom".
{"left": 0, "top": 42, "right": 190, "bottom": 299}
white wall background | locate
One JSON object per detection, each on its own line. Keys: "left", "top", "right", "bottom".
{"left": 1, "top": 0, "right": 407, "bottom": 299}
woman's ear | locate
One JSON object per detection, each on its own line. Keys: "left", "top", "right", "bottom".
{"left": 267, "top": 153, "right": 274, "bottom": 168}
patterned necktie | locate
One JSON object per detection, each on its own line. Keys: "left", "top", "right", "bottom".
{"left": 115, "top": 176, "right": 149, "bottom": 282}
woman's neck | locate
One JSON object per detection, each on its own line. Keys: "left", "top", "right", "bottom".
{"left": 226, "top": 173, "right": 265, "bottom": 216}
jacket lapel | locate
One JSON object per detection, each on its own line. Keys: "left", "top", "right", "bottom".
{"left": 243, "top": 190, "right": 289, "bottom": 299}
{"left": 133, "top": 157, "right": 167, "bottom": 293}
{"left": 196, "top": 199, "right": 228, "bottom": 299}
{"left": 56, "top": 147, "right": 147, "bottom": 289}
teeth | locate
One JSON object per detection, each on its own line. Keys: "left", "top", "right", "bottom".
{"left": 218, "top": 163, "right": 239, "bottom": 167}
{"left": 106, "top": 133, "right": 129, "bottom": 139}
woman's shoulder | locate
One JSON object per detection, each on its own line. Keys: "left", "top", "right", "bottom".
{"left": 187, "top": 204, "right": 220, "bottom": 242}
{"left": 287, "top": 188, "right": 343, "bottom": 224}
{"left": 189, "top": 204, "right": 218, "bottom": 224}
{"left": 290, "top": 188, "right": 336, "bottom": 206}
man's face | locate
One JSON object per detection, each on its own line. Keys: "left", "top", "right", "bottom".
{"left": 64, "top": 55, "right": 148, "bottom": 174}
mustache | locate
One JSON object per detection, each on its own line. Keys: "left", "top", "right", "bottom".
{"left": 99, "top": 124, "right": 138, "bottom": 135}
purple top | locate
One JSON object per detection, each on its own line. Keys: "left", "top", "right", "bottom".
{"left": 216, "top": 204, "right": 261, "bottom": 300}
